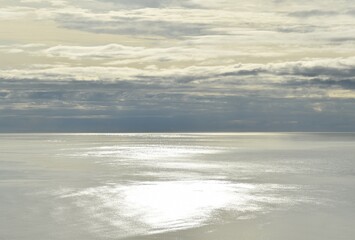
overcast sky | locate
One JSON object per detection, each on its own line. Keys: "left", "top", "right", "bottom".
{"left": 0, "top": 0, "right": 355, "bottom": 132}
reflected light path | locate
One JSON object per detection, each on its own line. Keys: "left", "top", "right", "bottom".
{"left": 55, "top": 180, "right": 296, "bottom": 238}
{"left": 47, "top": 134, "right": 317, "bottom": 239}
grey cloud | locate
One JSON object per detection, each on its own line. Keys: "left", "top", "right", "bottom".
{"left": 96, "top": 0, "right": 199, "bottom": 9}
{"left": 330, "top": 37, "right": 355, "bottom": 42}
{"left": 286, "top": 79, "right": 355, "bottom": 90}
{"left": 283, "top": 65, "right": 355, "bottom": 78}
{"left": 2, "top": 89, "right": 355, "bottom": 132}
{"left": 288, "top": 10, "right": 339, "bottom": 18}
{"left": 311, "top": 79, "right": 355, "bottom": 89}
{"left": 0, "top": 91, "right": 10, "bottom": 98}
{"left": 2, "top": 76, "right": 355, "bottom": 132}
{"left": 276, "top": 25, "right": 318, "bottom": 33}
{"left": 218, "top": 69, "right": 265, "bottom": 77}
{"left": 58, "top": 16, "right": 213, "bottom": 37}
{"left": 100, "top": 0, "right": 170, "bottom": 8}
{"left": 202, "top": 58, "right": 355, "bottom": 82}
{"left": 0, "top": 79, "right": 197, "bottom": 112}
{"left": 346, "top": 9, "right": 355, "bottom": 16}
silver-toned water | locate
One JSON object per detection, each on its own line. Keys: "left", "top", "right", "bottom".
{"left": 1, "top": 133, "right": 354, "bottom": 240}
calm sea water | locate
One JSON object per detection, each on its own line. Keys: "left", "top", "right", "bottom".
{"left": 1, "top": 133, "right": 355, "bottom": 240}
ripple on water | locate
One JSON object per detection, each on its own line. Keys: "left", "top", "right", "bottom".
{"left": 53, "top": 180, "right": 301, "bottom": 238}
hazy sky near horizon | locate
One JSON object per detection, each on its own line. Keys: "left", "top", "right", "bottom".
{"left": 0, "top": 0, "right": 355, "bottom": 132}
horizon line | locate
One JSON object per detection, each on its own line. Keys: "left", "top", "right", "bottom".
{"left": 1, "top": 131, "right": 355, "bottom": 135}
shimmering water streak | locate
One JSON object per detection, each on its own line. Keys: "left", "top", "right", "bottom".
{"left": 68, "top": 145, "right": 224, "bottom": 160}
{"left": 54, "top": 181, "right": 299, "bottom": 237}
{"left": 48, "top": 135, "right": 310, "bottom": 238}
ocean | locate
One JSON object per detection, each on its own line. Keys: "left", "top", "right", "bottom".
{"left": 1, "top": 133, "right": 354, "bottom": 240}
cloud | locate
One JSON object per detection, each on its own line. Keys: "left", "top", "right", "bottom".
{"left": 41, "top": 44, "right": 251, "bottom": 65}
{"left": 286, "top": 79, "right": 355, "bottom": 91}
{"left": 2, "top": 56, "right": 355, "bottom": 81}
{"left": 2, "top": 78, "right": 355, "bottom": 132}
{"left": 1, "top": 0, "right": 355, "bottom": 132}
{"left": 288, "top": 10, "right": 339, "bottom": 18}
{"left": 93, "top": 0, "right": 199, "bottom": 9}
{"left": 1, "top": 57, "right": 355, "bottom": 102}
{"left": 0, "top": 6, "right": 33, "bottom": 19}
{"left": 56, "top": 11, "right": 214, "bottom": 37}
{"left": 2, "top": 0, "right": 354, "bottom": 49}
{"left": 43, "top": 44, "right": 145, "bottom": 60}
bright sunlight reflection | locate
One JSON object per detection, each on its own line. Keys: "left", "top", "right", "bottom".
{"left": 57, "top": 180, "right": 293, "bottom": 238}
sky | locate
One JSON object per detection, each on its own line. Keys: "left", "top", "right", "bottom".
{"left": 0, "top": 0, "right": 355, "bottom": 132}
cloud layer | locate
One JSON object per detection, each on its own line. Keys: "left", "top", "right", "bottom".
{"left": 0, "top": 0, "right": 354, "bottom": 131}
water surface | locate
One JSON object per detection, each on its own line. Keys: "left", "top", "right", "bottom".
{"left": 1, "top": 133, "right": 354, "bottom": 239}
